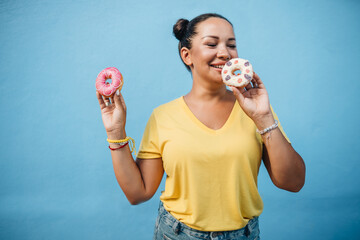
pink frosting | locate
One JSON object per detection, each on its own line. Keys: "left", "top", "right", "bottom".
{"left": 96, "top": 67, "right": 123, "bottom": 97}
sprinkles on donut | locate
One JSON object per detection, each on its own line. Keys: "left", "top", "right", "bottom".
{"left": 221, "top": 58, "right": 253, "bottom": 87}
{"left": 96, "top": 67, "right": 124, "bottom": 97}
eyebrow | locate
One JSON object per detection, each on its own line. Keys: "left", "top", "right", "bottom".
{"left": 202, "top": 35, "right": 236, "bottom": 41}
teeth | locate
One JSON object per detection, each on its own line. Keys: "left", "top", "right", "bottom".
{"left": 212, "top": 65, "right": 224, "bottom": 69}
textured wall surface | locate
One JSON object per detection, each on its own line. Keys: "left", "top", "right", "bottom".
{"left": 1, "top": 0, "right": 359, "bottom": 239}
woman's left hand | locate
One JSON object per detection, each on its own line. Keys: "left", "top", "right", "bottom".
{"left": 231, "top": 72, "right": 275, "bottom": 129}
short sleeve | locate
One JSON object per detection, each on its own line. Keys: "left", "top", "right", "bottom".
{"left": 137, "top": 111, "right": 162, "bottom": 159}
{"left": 266, "top": 105, "right": 291, "bottom": 143}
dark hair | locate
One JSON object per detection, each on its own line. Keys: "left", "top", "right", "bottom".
{"left": 173, "top": 13, "right": 233, "bottom": 72}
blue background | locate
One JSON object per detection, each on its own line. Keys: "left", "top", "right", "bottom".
{"left": 1, "top": 0, "right": 359, "bottom": 239}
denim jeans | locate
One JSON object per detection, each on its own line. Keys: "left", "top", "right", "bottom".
{"left": 153, "top": 201, "right": 260, "bottom": 240}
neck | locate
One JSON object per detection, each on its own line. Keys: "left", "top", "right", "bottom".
{"left": 185, "top": 74, "right": 232, "bottom": 103}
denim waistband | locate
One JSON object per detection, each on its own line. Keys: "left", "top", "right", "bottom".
{"left": 157, "top": 200, "right": 259, "bottom": 239}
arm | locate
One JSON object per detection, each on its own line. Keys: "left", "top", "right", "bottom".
{"left": 258, "top": 116, "right": 305, "bottom": 192}
{"left": 231, "top": 72, "right": 306, "bottom": 192}
{"left": 97, "top": 91, "right": 164, "bottom": 204}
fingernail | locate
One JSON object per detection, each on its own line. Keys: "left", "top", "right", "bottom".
{"left": 116, "top": 90, "right": 120, "bottom": 96}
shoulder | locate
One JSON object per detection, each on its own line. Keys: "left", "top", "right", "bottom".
{"left": 152, "top": 97, "right": 183, "bottom": 116}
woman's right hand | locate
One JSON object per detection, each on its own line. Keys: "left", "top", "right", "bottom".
{"left": 96, "top": 90, "right": 127, "bottom": 139}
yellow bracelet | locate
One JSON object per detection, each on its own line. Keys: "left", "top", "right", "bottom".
{"left": 107, "top": 136, "right": 137, "bottom": 156}
{"left": 107, "top": 136, "right": 130, "bottom": 143}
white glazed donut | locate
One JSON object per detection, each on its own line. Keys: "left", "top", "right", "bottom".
{"left": 221, "top": 58, "right": 253, "bottom": 87}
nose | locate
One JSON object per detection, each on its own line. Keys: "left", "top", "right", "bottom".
{"left": 217, "top": 45, "right": 231, "bottom": 60}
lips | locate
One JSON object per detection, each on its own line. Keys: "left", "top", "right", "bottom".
{"left": 210, "top": 64, "right": 225, "bottom": 69}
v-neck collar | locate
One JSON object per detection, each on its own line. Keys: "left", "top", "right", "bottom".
{"left": 180, "top": 96, "right": 238, "bottom": 134}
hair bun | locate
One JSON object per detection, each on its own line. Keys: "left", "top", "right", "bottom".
{"left": 173, "top": 18, "right": 189, "bottom": 41}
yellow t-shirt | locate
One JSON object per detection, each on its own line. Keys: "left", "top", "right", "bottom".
{"left": 137, "top": 97, "right": 289, "bottom": 231}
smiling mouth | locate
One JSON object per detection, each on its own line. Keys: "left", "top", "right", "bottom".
{"left": 210, "top": 65, "right": 224, "bottom": 69}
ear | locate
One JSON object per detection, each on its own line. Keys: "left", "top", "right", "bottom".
{"left": 180, "top": 47, "right": 192, "bottom": 68}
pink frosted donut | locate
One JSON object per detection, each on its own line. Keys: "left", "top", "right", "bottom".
{"left": 221, "top": 58, "right": 253, "bottom": 87}
{"left": 96, "top": 67, "right": 123, "bottom": 97}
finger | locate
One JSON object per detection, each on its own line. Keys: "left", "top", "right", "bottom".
{"left": 234, "top": 85, "right": 246, "bottom": 94}
{"left": 104, "top": 97, "right": 111, "bottom": 106}
{"left": 231, "top": 87, "right": 245, "bottom": 105}
{"left": 96, "top": 91, "right": 107, "bottom": 110}
{"left": 118, "top": 91, "right": 127, "bottom": 112}
{"left": 113, "top": 90, "right": 125, "bottom": 111}
{"left": 244, "top": 82, "right": 252, "bottom": 90}
{"left": 253, "top": 72, "right": 265, "bottom": 89}
{"left": 251, "top": 79, "right": 258, "bottom": 88}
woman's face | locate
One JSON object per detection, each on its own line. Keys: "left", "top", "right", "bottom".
{"left": 186, "top": 17, "right": 238, "bottom": 84}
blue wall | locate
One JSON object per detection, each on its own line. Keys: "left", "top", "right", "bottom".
{"left": 1, "top": 0, "right": 359, "bottom": 239}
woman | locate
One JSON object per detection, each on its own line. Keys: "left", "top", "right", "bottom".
{"left": 96, "top": 13, "right": 305, "bottom": 240}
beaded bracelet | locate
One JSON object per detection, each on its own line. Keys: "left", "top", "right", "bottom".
{"left": 109, "top": 142, "right": 129, "bottom": 151}
{"left": 107, "top": 136, "right": 137, "bottom": 156}
{"left": 107, "top": 136, "right": 133, "bottom": 144}
{"left": 256, "top": 120, "right": 278, "bottom": 135}
{"left": 109, "top": 141, "right": 128, "bottom": 146}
